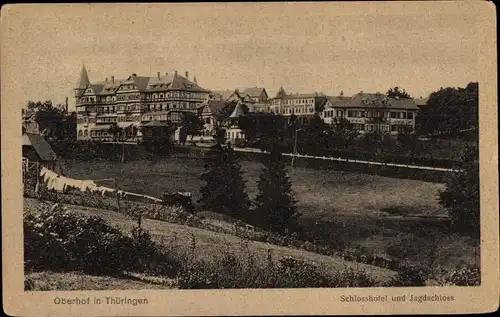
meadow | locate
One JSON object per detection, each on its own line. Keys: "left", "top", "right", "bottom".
{"left": 61, "top": 156, "right": 479, "bottom": 273}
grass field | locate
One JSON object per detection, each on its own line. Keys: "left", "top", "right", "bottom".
{"left": 60, "top": 157, "right": 479, "bottom": 272}
{"left": 62, "top": 157, "right": 446, "bottom": 217}
{"left": 25, "top": 271, "right": 175, "bottom": 291}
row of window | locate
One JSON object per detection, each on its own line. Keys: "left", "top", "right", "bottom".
{"left": 271, "top": 98, "right": 314, "bottom": 105}
{"left": 80, "top": 102, "right": 200, "bottom": 113}
{"left": 227, "top": 130, "right": 244, "bottom": 140}
{"left": 278, "top": 107, "right": 314, "bottom": 115}
{"left": 80, "top": 91, "right": 208, "bottom": 103}
{"left": 350, "top": 123, "right": 412, "bottom": 132}
{"left": 323, "top": 110, "right": 344, "bottom": 118}
{"left": 77, "top": 129, "right": 138, "bottom": 138}
{"left": 346, "top": 110, "right": 414, "bottom": 120}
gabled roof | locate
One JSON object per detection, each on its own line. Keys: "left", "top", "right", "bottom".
{"left": 199, "top": 100, "right": 227, "bottom": 118}
{"left": 98, "top": 78, "right": 126, "bottom": 95}
{"left": 147, "top": 73, "right": 208, "bottom": 92}
{"left": 22, "top": 133, "right": 58, "bottom": 161}
{"left": 89, "top": 84, "right": 104, "bottom": 94}
{"left": 241, "top": 87, "right": 267, "bottom": 98}
{"left": 229, "top": 100, "right": 246, "bottom": 118}
{"left": 211, "top": 90, "right": 235, "bottom": 101}
{"left": 275, "top": 86, "right": 286, "bottom": 98}
{"left": 126, "top": 75, "right": 151, "bottom": 90}
{"left": 325, "top": 95, "right": 350, "bottom": 107}
{"left": 332, "top": 93, "right": 419, "bottom": 110}
{"left": 76, "top": 64, "right": 90, "bottom": 89}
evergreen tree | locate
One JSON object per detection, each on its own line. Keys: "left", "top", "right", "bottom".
{"left": 199, "top": 128, "right": 250, "bottom": 219}
{"left": 439, "top": 144, "right": 480, "bottom": 237}
{"left": 255, "top": 140, "right": 300, "bottom": 234}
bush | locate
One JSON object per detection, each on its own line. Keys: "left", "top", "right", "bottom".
{"left": 439, "top": 145, "right": 480, "bottom": 236}
{"left": 24, "top": 203, "right": 182, "bottom": 277}
{"left": 176, "top": 239, "right": 379, "bottom": 289}
{"left": 436, "top": 266, "right": 481, "bottom": 286}
{"left": 388, "top": 261, "right": 428, "bottom": 287}
{"left": 24, "top": 204, "right": 134, "bottom": 274}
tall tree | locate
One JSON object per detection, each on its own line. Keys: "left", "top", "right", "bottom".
{"left": 330, "top": 117, "right": 359, "bottom": 149}
{"left": 397, "top": 124, "right": 418, "bottom": 158}
{"left": 417, "top": 82, "right": 478, "bottom": 137}
{"left": 255, "top": 138, "right": 299, "bottom": 234}
{"left": 438, "top": 144, "right": 479, "bottom": 236}
{"left": 300, "top": 114, "right": 330, "bottom": 154}
{"left": 182, "top": 112, "right": 205, "bottom": 143}
{"left": 387, "top": 86, "right": 412, "bottom": 99}
{"left": 25, "top": 100, "right": 75, "bottom": 140}
{"left": 108, "top": 123, "right": 123, "bottom": 141}
{"left": 199, "top": 128, "right": 250, "bottom": 219}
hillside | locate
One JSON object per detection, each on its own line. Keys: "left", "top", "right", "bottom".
{"left": 24, "top": 198, "right": 397, "bottom": 285}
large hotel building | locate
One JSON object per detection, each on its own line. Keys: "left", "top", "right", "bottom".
{"left": 74, "top": 64, "right": 210, "bottom": 140}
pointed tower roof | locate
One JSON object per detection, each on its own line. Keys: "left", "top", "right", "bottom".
{"left": 276, "top": 86, "right": 286, "bottom": 98}
{"left": 229, "top": 100, "right": 246, "bottom": 118}
{"left": 76, "top": 63, "right": 90, "bottom": 89}
{"left": 193, "top": 75, "right": 197, "bottom": 84}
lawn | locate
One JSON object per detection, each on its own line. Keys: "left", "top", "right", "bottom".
{"left": 59, "top": 157, "right": 479, "bottom": 272}
{"left": 62, "top": 156, "right": 446, "bottom": 217}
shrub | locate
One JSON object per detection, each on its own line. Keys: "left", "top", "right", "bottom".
{"left": 390, "top": 261, "right": 428, "bottom": 286}
{"left": 436, "top": 266, "right": 481, "bottom": 286}
{"left": 24, "top": 204, "right": 135, "bottom": 274}
{"left": 438, "top": 144, "right": 479, "bottom": 236}
{"left": 24, "top": 203, "right": 183, "bottom": 277}
{"left": 176, "top": 241, "right": 380, "bottom": 289}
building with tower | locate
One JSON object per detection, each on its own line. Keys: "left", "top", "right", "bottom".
{"left": 74, "top": 64, "right": 210, "bottom": 141}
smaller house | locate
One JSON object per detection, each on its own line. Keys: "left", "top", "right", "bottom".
{"left": 240, "top": 87, "right": 269, "bottom": 103}
{"left": 225, "top": 101, "right": 247, "bottom": 143}
{"left": 321, "top": 94, "right": 350, "bottom": 124}
{"left": 22, "top": 132, "right": 58, "bottom": 170}
{"left": 141, "top": 121, "right": 175, "bottom": 142}
{"left": 198, "top": 100, "right": 227, "bottom": 138}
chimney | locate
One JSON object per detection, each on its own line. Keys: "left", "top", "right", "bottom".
{"left": 157, "top": 72, "right": 160, "bottom": 80}
{"left": 340, "top": 90, "right": 344, "bottom": 96}
{"left": 174, "top": 70, "right": 178, "bottom": 77}
{"left": 132, "top": 73, "right": 137, "bottom": 77}
{"left": 165, "top": 72, "right": 168, "bottom": 76}
{"left": 111, "top": 76, "right": 115, "bottom": 84}
{"left": 185, "top": 71, "right": 189, "bottom": 79}
{"left": 105, "top": 78, "right": 108, "bottom": 83}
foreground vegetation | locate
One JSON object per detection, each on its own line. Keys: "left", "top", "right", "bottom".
{"left": 24, "top": 201, "right": 397, "bottom": 290}
{"left": 24, "top": 200, "right": 479, "bottom": 290}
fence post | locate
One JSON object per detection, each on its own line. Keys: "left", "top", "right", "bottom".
{"left": 114, "top": 178, "right": 120, "bottom": 211}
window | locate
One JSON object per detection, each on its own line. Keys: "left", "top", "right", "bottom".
{"left": 78, "top": 130, "right": 83, "bottom": 137}
{"left": 391, "top": 112, "right": 398, "bottom": 119}
{"left": 408, "top": 112, "right": 414, "bottom": 119}
{"left": 84, "top": 130, "right": 88, "bottom": 137}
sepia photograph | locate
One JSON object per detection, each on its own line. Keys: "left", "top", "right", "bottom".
{"left": 2, "top": 2, "right": 498, "bottom": 316}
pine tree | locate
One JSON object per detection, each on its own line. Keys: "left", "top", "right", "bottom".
{"left": 255, "top": 142, "right": 300, "bottom": 234}
{"left": 199, "top": 129, "right": 250, "bottom": 219}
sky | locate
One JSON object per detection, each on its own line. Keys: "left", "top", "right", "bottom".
{"left": 2, "top": 2, "right": 486, "bottom": 111}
